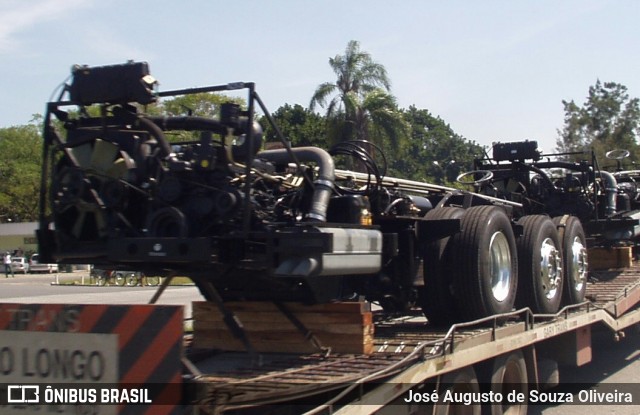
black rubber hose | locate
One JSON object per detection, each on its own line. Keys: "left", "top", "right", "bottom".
{"left": 146, "top": 116, "right": 227, "bottom": 134}
{"left": 136, "top": 116, "right": 173, "bottom": 158}
{"left": 258, "top": 147, "right": 335, "bottom": 222}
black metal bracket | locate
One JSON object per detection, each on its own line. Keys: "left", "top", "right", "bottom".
{"left": 273, "top": 301, "right": 332, "bottom": 357}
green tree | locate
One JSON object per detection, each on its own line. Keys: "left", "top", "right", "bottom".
{"left": 556, "top": 81, "right": 640, "bottom": 163}
{"left": 159, "top": 92, "right": 244, "bottom": 117}
{"left": 344, "top": 88, "right": 408, "bottom": 150}
{"left": 390, "top": 106, "right": 483, "bottom": 184}
{"left": 0, "top": 121, "right": 43, "bottom": 222}
{"left": 260, "top": 104, "right": 328, "bottom": 148}
{"left": 310, "top": 40, "right": 407, "bottom": 149}
{"left": 149, "top": 92, "right": 246, "bottom": 142}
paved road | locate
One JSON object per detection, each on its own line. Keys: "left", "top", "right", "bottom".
{"left": 531, "top": 328, "right": 640, "bottom": 414}
{"left": 0, "top": 272, "right": 202, "bottom": 318}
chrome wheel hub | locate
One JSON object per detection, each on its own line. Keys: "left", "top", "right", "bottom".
{"left": 540, "top": 237, "right": 562, "bottom": 299}
{"left": 490, "top": 231, "right": 512, "bottom": 302}
{"left": 571, "top": 236, "right": 588, "bottom": 292}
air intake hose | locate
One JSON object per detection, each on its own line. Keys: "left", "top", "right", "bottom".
{"left": 257, "top": 147, "right": 335, "bottom": 222}
{"left": 597, "top": 170, "right": 618, "bottom": 215}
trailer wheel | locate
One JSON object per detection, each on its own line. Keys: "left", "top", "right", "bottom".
{"left": 114, "top": 272, "right": 126, "bottom": 286}
{"left": 96, "top": 272, "right": 107, "bottom": 286}
{"left": 435, "top": 366, "right": 481, "bottom": 415}
{"left": 553, "top": 216, "right": 588, "bottom": 304}
{"left": 451, "top": 206, "right": 518, "bottom": 320}
{"left": 487, "top": 350, "right": 528, "bottom": 415}
{"left": 516, "top": 215, "right": 563, "bottom": 314}
{"left": 125, "top": 272, "right": 139, "bottom": 286}
{"left": 419, "top": 207, "right": 465, "bottom": 326}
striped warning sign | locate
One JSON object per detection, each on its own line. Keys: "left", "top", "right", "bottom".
{"left": 0, "top": 303, "right": 183, "bottom": 415}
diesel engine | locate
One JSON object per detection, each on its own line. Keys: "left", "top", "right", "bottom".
{"left": 37, "top": 62, "right": 448, "bottom": 308}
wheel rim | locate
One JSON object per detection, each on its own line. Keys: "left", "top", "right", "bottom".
{"left": 540, "top": 237, "right": 562, "bottom": 300}
{"left": 490, "top": 231, "right": 512, "bottom": 302}
{"left": 570, "top": 236, "right": 588, "bottom": 292}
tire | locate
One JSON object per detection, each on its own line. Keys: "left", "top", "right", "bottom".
{"left": 434, "top": 366, "right": 481, "bottom": 415}
{"left": 486, "top": 350, "right": 528, "bottom": 415}
{"left": 114, "top": 272, "right": 126, "bottom": 286}
{"left": 96, "top": 275, "right": 106, "bottom": 286}
{"left": 419, "top": 207, "right": 466, "bottom": 326}
{"left": 125, "top": 273, "right": 139, "bottom": 287}
{"left": 515, "top": 215, "right": 563, "bottom": 314}
{"left": 450, "top": 205, "right": 518, "bottom": 320}
{"left": 146, "top": 275, "right": 160, "bottom": 286}
{"left": 553, "top": 216, "right": 588, "bottom": 304}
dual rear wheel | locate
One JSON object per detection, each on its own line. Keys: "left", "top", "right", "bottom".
{"left": 420, "top": 205, "right": 518, "bottom": 324}
{"left": 420, "top": 208, "right": 587, "bottom": 324}
{"left": 516, "top": 215, "right": 563, "bottom": 314}
{"left": 517, "top": 215, "right": 588, "bottom": 313}
{"left": 553, "top": 215, "right": 588, "bottom": 305}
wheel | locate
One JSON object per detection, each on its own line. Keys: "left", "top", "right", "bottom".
{"left": 553, "top": 216, "right": 588, "bottom": 304}
{"left": 96, "top": 274, "right": 107, "bottom": 286}
{"left": 456, "top": 170, "right": 494, "bottom": 186}
{"left": 125, "top": 273, "right": 139, "bottom": 286}
{"left": 486, "top": 350, "right": 528, "bottom": 415}
{"left": 419, "top": 207, "right": 466, "bottom": 326}
{"left": 146, "top": 275, "right": 160, "bottom": 286}
{"left": 114, "top": 272, "right": 126, "bottom": 286}
{"left": 434, "top": 366, "right": 481, "bottom": 415}
{"left": 450, "top": 205, "right": 518, "bottom": 320}
{"left": 606, "top": 149, "right": 630, "bottom": 160}
{"left": 515, "top": 215, "right": 563, "bottom": 314}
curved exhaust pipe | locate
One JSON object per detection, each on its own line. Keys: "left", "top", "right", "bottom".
{"left": 597, "top": 170, "right": 618, "bottom": 215}
{"left": 258, "top": 147, "right": 335, "bottom": 222}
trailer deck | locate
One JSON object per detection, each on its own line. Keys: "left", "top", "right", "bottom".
{"left": 185, "top": 262, "right": 640, "bottom": 414}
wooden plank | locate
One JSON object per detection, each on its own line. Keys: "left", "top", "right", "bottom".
{"left": 195, "top": 330, "right": 374, "bottom": 345}
{"left": 194, "top": 320, "right": 374, "bottom": 335}
{"left": 192, "top": 300, "right": 374, "bottom": 355}
{"left": 193, "top": 330, "right": 374, "bottom": 354}
{"left": 588, "top": 247, "right": 633, "bottom": 270}
{"left": 193, "top": 310, "right": 372, "bottom": 325}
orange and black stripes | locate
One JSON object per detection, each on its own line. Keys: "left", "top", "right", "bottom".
{"left": 0, "top": 303, "right": 183, "bottom": 414}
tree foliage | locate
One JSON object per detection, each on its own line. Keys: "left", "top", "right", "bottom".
{"left": 390, "top": 106, "right": 483, "bottom": 184}
{"left": 0, "top": 122, "right": 43, "bottom": 222}
{"left": 260, "top": 104, "right": 328, "bottom": 148}
{"left": 158, "top": 92, "right": 244, "bottom": 118}
{"left": 152, "top": 92, "right": 246, "bottom": 142}
{"left": 310, "top": 40, "right": 407, "bottom": 149}
{"left": 556, "top": 80, "right": 640, "bottom": 163}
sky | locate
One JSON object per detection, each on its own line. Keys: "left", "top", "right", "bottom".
{"left": 0, "top": 0, "right": 638, "bottom": 153}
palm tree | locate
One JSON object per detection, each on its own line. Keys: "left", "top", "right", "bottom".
{"left": 310, "top": 40, "right": 407, "bottom": 149}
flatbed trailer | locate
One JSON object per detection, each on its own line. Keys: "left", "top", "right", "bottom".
{"left": 183, "top": 260, "right": 640, "bottom": 414}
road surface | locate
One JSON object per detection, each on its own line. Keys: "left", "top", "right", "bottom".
{"left": 0, "top": 272, "right": 202, "bottom": 318}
